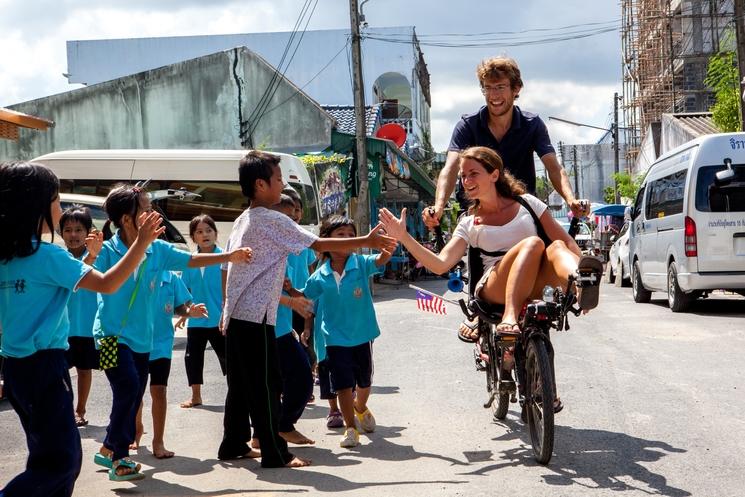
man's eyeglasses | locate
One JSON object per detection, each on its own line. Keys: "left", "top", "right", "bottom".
{"left": 480, "top": 84, "right": 511, "bottom": 95}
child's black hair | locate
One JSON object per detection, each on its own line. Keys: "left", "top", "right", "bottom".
{"left": 188, "top": 214, "right": 218, "bottom": 239}
{"left": 60, "top": 205, "right": 93, "bottom": 233}
{"left": 282, "top": 186, "right": 302, "bottom": 208}
{"left": 102, "top": 183, "right": 146, "bottom": 239}
{"left": 318, "top": 215, "right": 357, "bottom": 260}
{"left": 277, "top": 194, "right": 296, "bottom": 211}
{"left": 238, "top": 150, "right": 281, "bottom": 200}
{"left": 0, "top": 161, "right": 60, "bottom": 262}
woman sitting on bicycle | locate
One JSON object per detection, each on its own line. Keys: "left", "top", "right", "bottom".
{"left": 378, "top": 146, "right": 602, "bottom": 337}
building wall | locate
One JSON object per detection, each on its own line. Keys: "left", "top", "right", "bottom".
{"left": 0, "top": 48, "right": 334, "bottom": 161}
{"left": 64, "top": 27, "right": 431, "bottom": 146}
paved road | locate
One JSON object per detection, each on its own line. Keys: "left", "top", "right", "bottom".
{"left": 1, "top": 280, "right": 744, "bottom": 496}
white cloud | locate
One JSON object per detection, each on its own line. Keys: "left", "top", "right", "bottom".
{"left": 429, "top": 79, "right": 618, "bottom": 152}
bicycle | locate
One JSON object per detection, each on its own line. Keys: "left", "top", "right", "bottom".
{"left": 456, "top": 216, "right": 590, "bottom": 464}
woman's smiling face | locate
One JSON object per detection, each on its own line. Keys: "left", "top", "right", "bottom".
{"left": 459, "top": 157, "right": 498, "bottom": 201}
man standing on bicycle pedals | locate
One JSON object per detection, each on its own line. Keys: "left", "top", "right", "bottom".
{"left": 422, "top": 56, "right": 592, "bottom": 342}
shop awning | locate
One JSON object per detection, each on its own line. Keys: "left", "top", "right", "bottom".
{"left": 0, "top": 108, "right": 55, "bottom": 141}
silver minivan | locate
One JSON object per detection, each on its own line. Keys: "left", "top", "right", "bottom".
{"left": 628, "top": 132, "right": 745, "bottom": 311}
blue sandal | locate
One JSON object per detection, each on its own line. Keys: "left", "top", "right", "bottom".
{"left": 108, "top": 458, "right": 145, "bottom": 481}
{"left": 93, "top": 452, "right": 113, "bottom": 469}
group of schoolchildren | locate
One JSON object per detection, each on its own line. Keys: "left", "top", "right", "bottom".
{"left": 0, "top": 150, "right": 398, "bottom": 496}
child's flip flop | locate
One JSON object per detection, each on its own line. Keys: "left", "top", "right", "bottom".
{"left": 109, "top": 458, "right": 145, "bottom": 482}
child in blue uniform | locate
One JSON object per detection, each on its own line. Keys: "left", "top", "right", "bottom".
{"left": 60, "top": 205, "right": 103, "bottom": 427}
{"left": 0, "top": 162, "right": 163, "bottom": 497}
{"left": 179, "top": 214, "right": 227, "bottom": 409}
{"left": 92, "top": 184, "right": 253, "bottom": 481}
{"left": 272, "top": 195, "right": 315, "bottom": 446}
{"left": 302, "top": 215, "right": 392, "bottom": 448}
{"left": 133, "top": 271, "right": 207, "bottom": 458}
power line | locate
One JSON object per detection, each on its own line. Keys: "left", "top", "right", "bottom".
{"left": 363, "top": 25, "right": 618, "bottom": 49}
{"left": 368, "top": 18, "right": 620, "bottom": 38}
{"left": 262, "top": 39, "right": 350, "bottom": 116}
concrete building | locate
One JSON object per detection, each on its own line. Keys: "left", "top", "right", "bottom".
{"left": 0, "top": 47, "right": 334, "bottom": 161}
{"left": 63, "top": 27, "right": 432, "bottom": 156}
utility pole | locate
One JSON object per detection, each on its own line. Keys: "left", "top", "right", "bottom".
{"left": 734, "top": 0, "right": 745, "bottom": 130}
{"left": 349, "top": 0, "right": 370, "bottom": 232}
{"left": 572, "top": 145, "right": 580, "bottom": 199}
{"left": 613, "top": 92, "right": 621, "bottom": 203}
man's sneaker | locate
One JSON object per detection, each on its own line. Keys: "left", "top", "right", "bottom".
{"left": 339, "top": 427, "right": 360, "bottom": 448}
{"left": 354, "top": 408, "right": 376, "bottom": 433}
{"left": 326, "top": 410, "right": 344, "bottom": 428}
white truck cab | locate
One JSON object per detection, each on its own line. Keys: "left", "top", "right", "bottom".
{"left": 628, "top": 133, "right": 745, "bottom": 311}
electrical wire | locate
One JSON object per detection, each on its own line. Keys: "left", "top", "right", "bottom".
{"left": 245, "top": 0, "right": 319, "bottom": 141}
{"left": 261, "top": 39, "right": 350, "bottom": 116}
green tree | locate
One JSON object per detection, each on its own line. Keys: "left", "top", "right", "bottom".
{"left": 704, "top": 31, "right": 742, "bottom": 132}
{"left": 534, "top": 176, "right": 551, "bottom": 203}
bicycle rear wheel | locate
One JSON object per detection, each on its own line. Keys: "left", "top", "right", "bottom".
{"left": 525, "top": 337, "right": 555, "bottom": 464}
{"left": 489, "top": 331, "right": 511, "bottom": 420}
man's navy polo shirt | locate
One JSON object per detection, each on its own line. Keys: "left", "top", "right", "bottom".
{"left": 448, "top": 105, "right": 555, "bottom": 195}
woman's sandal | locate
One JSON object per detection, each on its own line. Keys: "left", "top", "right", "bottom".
{"left": 495, "top": 322, "right": 520, "bottom": 336}
{"left": 575, "top": 256, "right": 603, "bottom": 310}
{"left": 457, "top": 319, "right": 480, "bottom": 343}
{"left": 109, "top": 458, "right": 145, "bottom": 481}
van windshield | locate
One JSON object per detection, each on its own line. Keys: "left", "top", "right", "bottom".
{"left": 695, "top": 164, "right": 745, "bottom": 212}
{"left": 60, "top": 179, "right": 320, "bottom": 225}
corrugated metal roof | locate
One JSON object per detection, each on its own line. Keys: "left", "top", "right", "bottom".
{"left": 671, "top": 112, "right": 719, "bottom": 137}
{"left": 322, "top": 104, "right": 381, "bottom": 136}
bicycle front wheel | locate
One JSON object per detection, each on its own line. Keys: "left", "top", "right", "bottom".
{"left": 525, "top": 337, "right": 555, "bottom": 464}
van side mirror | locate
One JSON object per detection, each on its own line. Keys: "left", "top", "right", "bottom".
{"left": 716, "top": 158, "right": 736, "bottom": 185}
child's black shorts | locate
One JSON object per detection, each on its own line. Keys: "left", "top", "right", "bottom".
{"left": 317, "top": 359, "right": 336, "bottom": 400}
{"left": 149, "top": 358, "right": 171, "bottom": 386}
{"left": 326, "top": 342, "right": 373, "bottom": 391}
{"left": 65, "top": 336, "right": 99, "bottom": 370}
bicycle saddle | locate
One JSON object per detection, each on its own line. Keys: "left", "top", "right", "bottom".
{"left": 468, "top": 298, "right": 505, "bottom": 325}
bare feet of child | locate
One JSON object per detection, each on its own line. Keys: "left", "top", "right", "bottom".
{"left": 280, "top": 430, "right": 315, "bottom": 445}
{"left": 153, "top": 442, "right": 175, "bottom": 459}
{"left": 285, "top": 456, "right": 312, "bottom": 467}
{"left": 250, "top": 438, "right": 260, "bottom": 450}
{"left": 180, "top": 397, "right": 202, "bottom": 408}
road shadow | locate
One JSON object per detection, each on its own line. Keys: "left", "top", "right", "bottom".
{"left": 461, "top": 417, "right": 690, "bottom": 496}
{"left": 648, "top": 296, "right": 745, "bottom": 317}
{"left": 338, "top": 425, "right": 469, "bottom": 467}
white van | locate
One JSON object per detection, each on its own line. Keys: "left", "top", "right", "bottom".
{"left": 33, "top": 149, "right": 320, "bottom": 246}
{"left": 628, "top": 133, "right": 745, "bottom": 311}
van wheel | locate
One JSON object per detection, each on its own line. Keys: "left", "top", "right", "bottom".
{"left": 632, "top": 261, "right": 651, "bottom": 303}
{"left": 667, "top": 262, "right": 694, "bottom": 312}
{"left": 605, "top": 263, "right": 616, "bottom": 284}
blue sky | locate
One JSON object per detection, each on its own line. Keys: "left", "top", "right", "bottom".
{"left": 0, "top": 0, "right": 622, "bottom": 151}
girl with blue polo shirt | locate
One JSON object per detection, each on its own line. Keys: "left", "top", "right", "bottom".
{"left": 179, "top": 214, "right": 227, "bottom": 409}
{"left": 91, "top": 184, "right": 253, "bottom": 482}
{"left": 302, "top": 215, "right": 393, "bottom": 449}
{"left": 60, "top": 205, "right": 103, "bottom": 428}
{"left": 133, "top": 271, "right": 207, "bottom": 459}
{"left": 0, "top": 162, "right": 164, "bottom": 497}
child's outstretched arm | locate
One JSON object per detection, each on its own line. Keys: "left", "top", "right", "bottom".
{"left": 78, "top": 211, "right": 164, "bottom": 293}
{"left": 188, "top": 247, "right": 253, "bottom": 268}
{"left": 311, "top": 223, "right": 397, "bottom": 254}
{"left": 378, "top": 207, "right": 466, "bottom": 275}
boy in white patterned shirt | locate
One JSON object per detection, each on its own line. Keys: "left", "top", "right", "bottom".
{"left": 218, "top": 151, "right": 397, "bottom": 468}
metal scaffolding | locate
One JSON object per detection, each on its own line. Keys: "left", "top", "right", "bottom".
{"left": 620, "top": 0, "right": 735, "bottom": 165}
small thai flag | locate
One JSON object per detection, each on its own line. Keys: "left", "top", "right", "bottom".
{"left": 416, "top": 290, "right": 447, "bottom": 315}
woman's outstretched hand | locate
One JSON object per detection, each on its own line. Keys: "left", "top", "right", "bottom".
{"left": 365, "top": 222, "right": 398, "bottom": 253}
{"left": 378, "top": 208, "right": 408, "bottom": 240}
